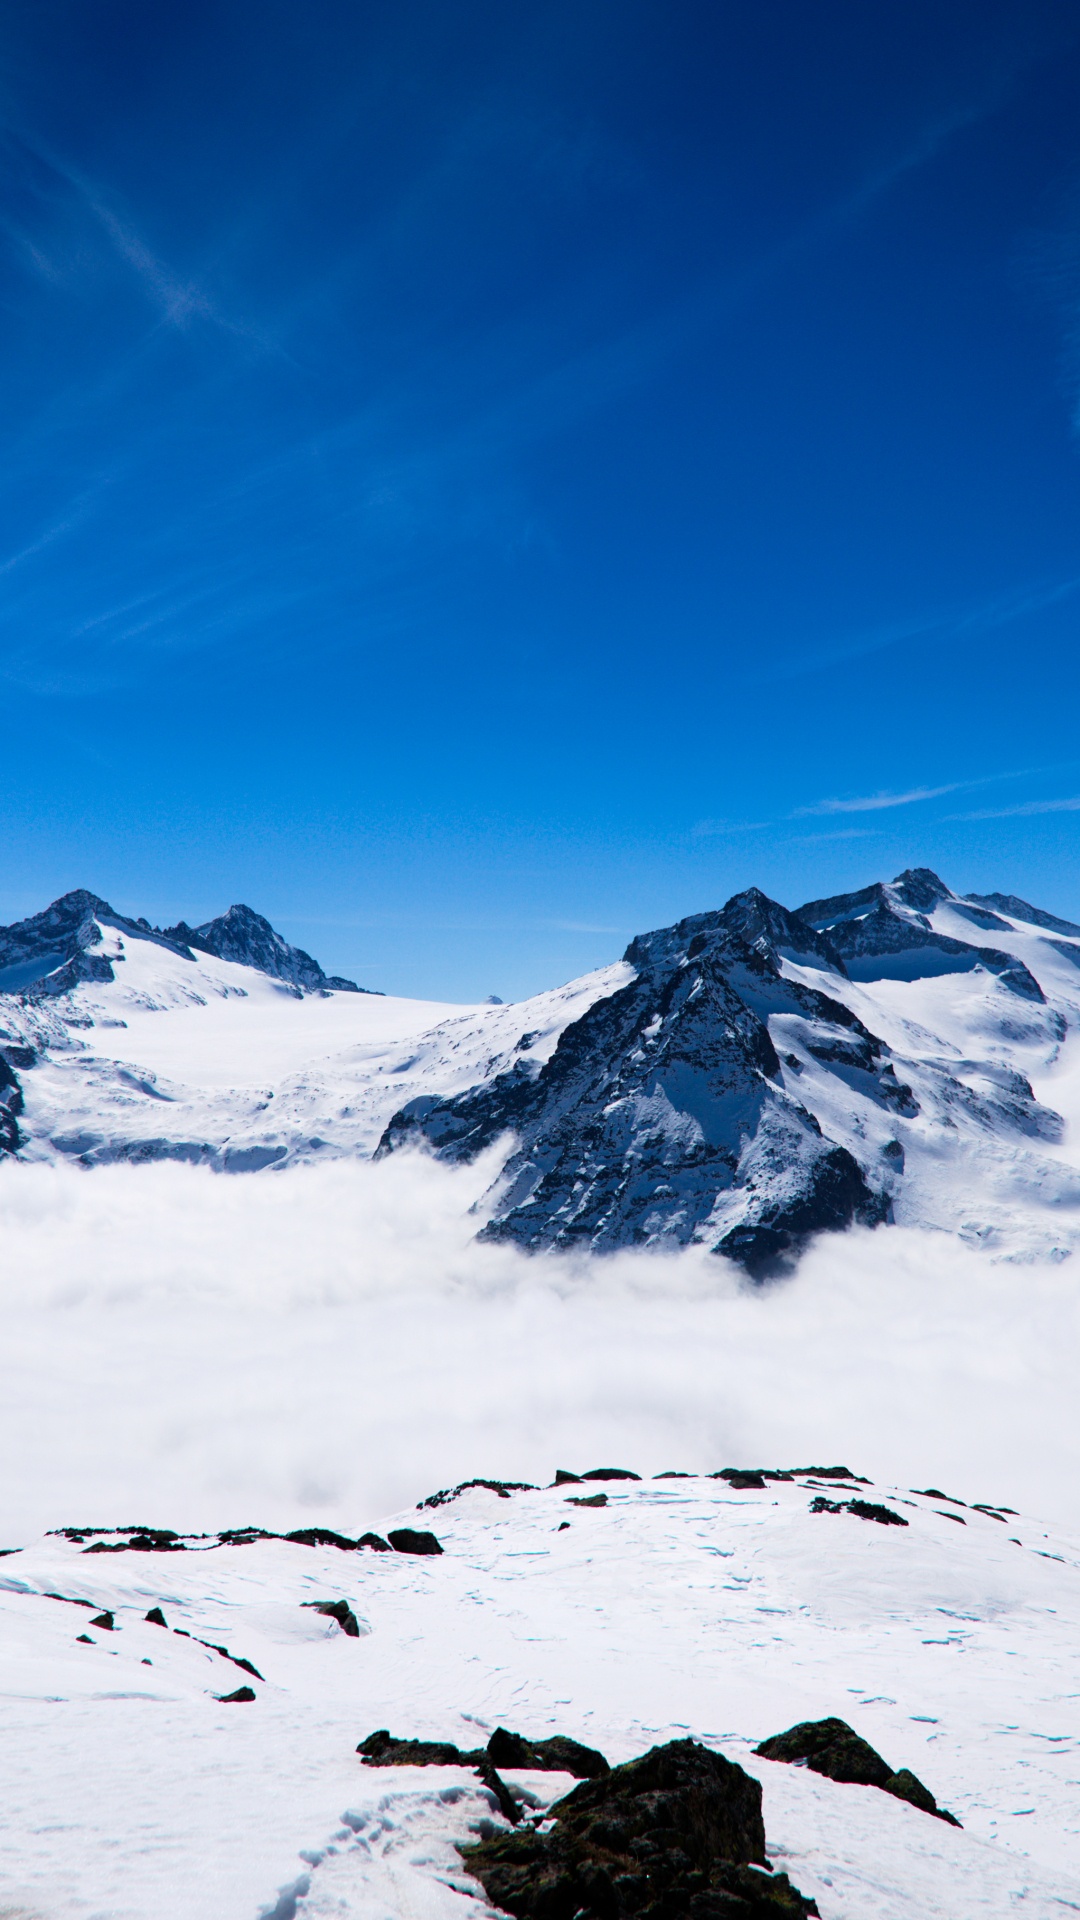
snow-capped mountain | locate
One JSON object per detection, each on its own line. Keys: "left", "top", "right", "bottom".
{"left": 2, "top": 869, "right": 1080, "bottom": 1266}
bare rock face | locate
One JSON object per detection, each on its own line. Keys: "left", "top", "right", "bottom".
{"left": 755, "top": 1717, "right": 960, "bottom": 1826}
{"left": 378, "top": 890, "right": 893, "bottom": 1275}
{"left": 161, "top": 902, "right": 364, "bottom": 992}
{"left": 461, "top": 1737, "right": 819, "bottom": 1919}
{"left": 795, "top": 868, "right": 1044, "bottom": 999}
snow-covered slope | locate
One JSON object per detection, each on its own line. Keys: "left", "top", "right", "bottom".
{"left": 382, "top": 870, "right": 1080, "bottom": 1268}
{"left": 4, "top": 869, "right": 1080, "bottom": 1266}
{"left": 3, "top": 1471, "right": 1080, "bottom": 1919}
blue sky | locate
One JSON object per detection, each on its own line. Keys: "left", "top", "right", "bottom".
{"left": 4, "top": 1, "right": 1080, "bottom": 999}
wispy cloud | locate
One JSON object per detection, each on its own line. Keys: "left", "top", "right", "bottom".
{"left": 952, "top": 796, "right": 1080, "bottom": 821}
{"left": 763, "top": 573, "right": 1080, "bottom": 685}
{"left": 691, "top": 819, "right": 770, "bottom": 839}
{"left": 795, "top": 783, "right": 963, "bottom": 817}
{"left": 793, "top": 827, "right": 879, "bottom": 843}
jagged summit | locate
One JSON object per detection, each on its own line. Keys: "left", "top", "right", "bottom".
{"left": 161, "top": 903, "right": 360, "bottom": 994}
{"left": 794, "top": 869, "right": 1044, "bottom": 998}
{"left": 0, "top": 891, "right": 369, "bottom": 1000}
{"left": 1, "top": 866, "right": 1078, "bottom": 1270}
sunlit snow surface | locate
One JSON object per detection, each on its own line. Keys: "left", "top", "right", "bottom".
{"left": 4, "top": 1477, "right": 1080, "bottom": 1918}
{"left": 5, "top": 902, "right": 1080, "bottom": 1913}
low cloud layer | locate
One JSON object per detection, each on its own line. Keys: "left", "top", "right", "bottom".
{"left": 1, "top": 1153, "right": 1076, "bottom": 1541}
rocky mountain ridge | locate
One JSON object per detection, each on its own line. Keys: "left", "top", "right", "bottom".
{"left": 0, "top": 890, "right": 366, "bottom": 999}
{"left": 378, "top": 869, "right": 1073, "bottom": 1272}
{"left": 1, "top": 867, "right": 1078, "bottom": 1270}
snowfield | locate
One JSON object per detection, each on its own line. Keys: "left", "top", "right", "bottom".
{"left": 4, "top": 872, "right": 1080, "bottom": 1914}
{"left": 4, "top": 1473, "right": 1080, "bottom": 1919}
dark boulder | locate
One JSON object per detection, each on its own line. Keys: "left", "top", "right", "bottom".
{"left": 304, "top": 1598, "right": 361, "bottom": 1637}
{"left": 420, "top": 1479, "right": 537, "bottom": 1509}
{"left": 358, "top": 1729, "right": 483, "bottom": 1767}
{"left": 487, "top": 1728, "right": 610, "bottom": 1779}
{"left": 809, "top": 1496, "right": 908, "bottom": 1526}
{"left": 388, "top": 1527, "right": 443, "bottom": 1555}
{"left": 755, "top": 1718, "right": 960, "bottom": 1826}
{"left": 461, "top": 1738, "right": 817, "bottom": 1919}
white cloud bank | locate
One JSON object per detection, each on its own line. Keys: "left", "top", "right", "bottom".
{"left": 1, "top": 1152, "right": 1076, "bottom": 1541}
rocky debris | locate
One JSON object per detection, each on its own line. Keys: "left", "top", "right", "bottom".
{"left": 487, "top": 1728, "right": 610, "bottom": 1779}
{"left": 359, "top": 1730, "right": 485, "bottom": 1766}
{"left": 795, "top": 868, "right": 1045, "bottom": 1000}
{"left": 568, "top": 1494, "right": 608, "bottom": 1508}
{"left": 555, "top": 1468, "right": 640, "bottom": 1485}
{"left": 419, "top": 1478, "right": 537, "bottom": 1509}
{"left": 53, "top": 1522, "right": 393, "bottom": 1554}
{"left": 358, "top": 1727, "right": 609, "bottom": 1782}
{"left": 809, "top": 1496, "right": 908, "bottom": 1526}
{"left": 378, "top": 887, "right": 894, "bottom": 1275}
{"left": 89, "top": 1610, "right": 115, "bottom": 1629}
{"left": 217, "top": 1685, "right": 256, "bottom": 1703}
{"left": 304, "top": 1599, "right": 361, "bottom": 1637}
{"left": 145, "top": 1607, "right": 168, "bottom": 1627}
{"left": 755, "top": 1718, "right": 960, "bottom": 1826}
{"left": 460, "top": 1737, "right": 818, "bottom": 1919}
{"left": 171, "top": 1626, "right": 264, "bottom": 1679}
{"left": 387, "top": 1527, "right": 443, "bottom": 1555}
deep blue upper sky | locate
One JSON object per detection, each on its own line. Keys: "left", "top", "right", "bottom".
{"left": 4, "top": 1, "right": 1080, "bottom": 998}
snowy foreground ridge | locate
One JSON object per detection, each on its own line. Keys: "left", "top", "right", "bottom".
{"left": 3, "top": 868, "right": 1080, "bottom": 1265}
{"left": 5, "top": 1469, "right": 1080, "bottom": 1919}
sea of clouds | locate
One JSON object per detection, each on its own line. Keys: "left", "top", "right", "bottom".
{"left": 1, "top": 1148, "right": 1077, "bottom": 1542}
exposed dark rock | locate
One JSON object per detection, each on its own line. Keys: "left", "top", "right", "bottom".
{"left": 217, "top": 1685, "right": 257, "bottom": 1703}
{"left": 967, "top": 892, "right": 1080, "bottom": 937}
{"left": 712, "top": 1469, "right": 794, "bottom": 1487}
{"left": 794, "top": 1465, "right": 868, "bottom": 1481}
{"left": 755, "top": 1718, "right": 960, "bottom": 1826}
{"left": 161, "top": 903, "right": 370, "bottom": 994}
{"left": 554, "top": 1471, "right": 585, "bottom": 1485}
{"left": 145, "top": 1607, "right": 168, "bottom": 1627}
{"left": 809, "top": 1496, "right": 908, "bottom": 1526}
{"left": 76, "top": 1632, "right": 94, "bottom": 1643}
{"left": 0, "top": 1051, "right": 23, "bottom": 1155}
{"left": 61, "top": 1521, "right": 396, "bottom": 1555}
{"left": 476, "top": 1757, "right": 524, "bottom": 1825}
{"left": 304, "top": 1598, "right": 361, "bottom": 1637}
{"left": 582, "top": 1468, "right": 641, "bottom": 1482}
{"left": 89, "top": 1611, "right": 115, "bottom": 1630}
{"left": 285, "top": 1527, "right": 364, "bottom": 1551}
{"left": 172, "top": 1625, "right": 264, "bottom": 1678}
{"left": 461, "top": 1737, "right": 818, "bottom": 1919}
{"left": 0, "top": 887, "right": 380, "bottom": 1007}
{"left": 388, "top": 1527, "right": 443, "bottom": 1555}
{"left": 358, "top": 1730, "right": 483, "bottom": 1767}
{"left": 84, "top": 1528, "right": 187, "bottom": 1553}
{"left": 378, "top": 888, "right": 891, "bottom": 1272}
{"left": 567, "top": 1494, "right": 608, "bottom": 1508}
{"left": 795, "top": 869, "right": 1044, "bottom": 1000}
{"left": 419, "top": 1479, "right": 537, "bottom": 1509}
{"left": 487, "top": 1729, "right": 610, "bottom": 1779}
